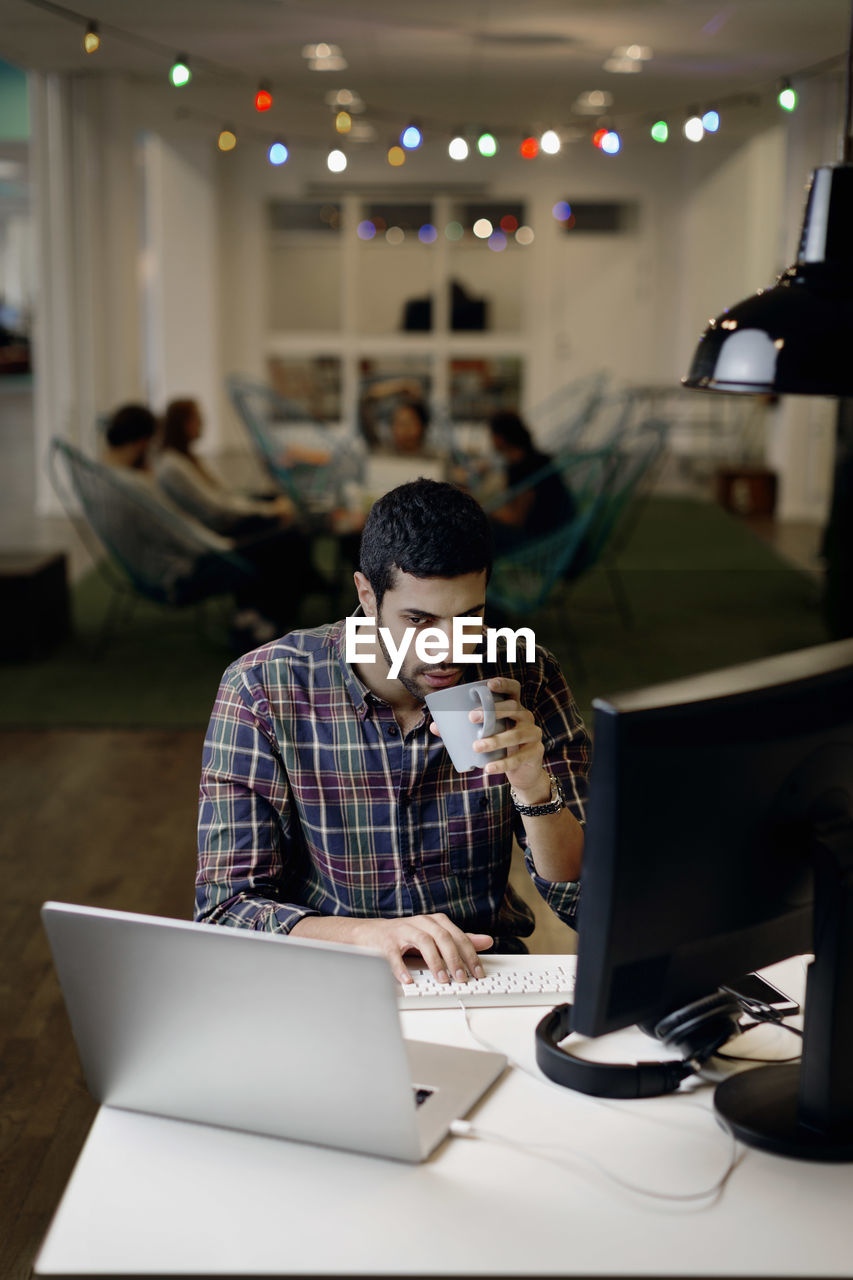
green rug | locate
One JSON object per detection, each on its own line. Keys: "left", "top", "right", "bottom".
{"left": 0, "top": 498, "right": 828, "bottom": 728}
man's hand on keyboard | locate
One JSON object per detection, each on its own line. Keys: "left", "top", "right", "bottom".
{"left": 354, "top": 913, "right": 492, "bottom": 986}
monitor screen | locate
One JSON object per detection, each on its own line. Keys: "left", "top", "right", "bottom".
{"left": 571, "top": 638, "right": 853, "bottom": 1160}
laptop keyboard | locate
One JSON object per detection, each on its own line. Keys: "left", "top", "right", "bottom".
{"left": 398, "top": 958, "right": 575, "bottom": 1009}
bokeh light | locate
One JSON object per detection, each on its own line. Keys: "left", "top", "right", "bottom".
{"left": 477, "top": 132, "right": 498, "bottom": 157}
{"left": 448, "top": 136, "right": 469, "bottom": 161}
{"left": 540, "top": 129, "right": 561, "bottom": 155}
{"left": 520, "top": 136, "right": 539, "bottom": 159}
{"left": 357, "top": 220, "right": 376, "bottom": 240}
{"left": 327, "top": 149, "right": 347, "bottom": 172}
{"left": 552, "top": 201, "right": 572, "bottom": 222}
{"left": 418, "top": 224, "right": 438, "bottom": 244}
{"left": 515, "top": 226, "right": 535, "bottom": 245}
{"left": 387, "top": 145, "right": 406, "bottom": 166}
{"left": 268, "top": 141, "right": 289, "bottom": 165}
{"left": 473, "top": 218, "right": 493, "bottom": 239}
{"left": 401, "top": 125, "right": 422, "bottom": 149}
{"left": 651, "top": 120, "right": 669, "bottom": 143}
{"left": 444, "top": 221, "right": 464, "bottom": 240}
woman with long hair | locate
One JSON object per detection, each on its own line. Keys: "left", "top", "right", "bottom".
{"left": 155, "top": 397, "right": 294, "bottom": 537}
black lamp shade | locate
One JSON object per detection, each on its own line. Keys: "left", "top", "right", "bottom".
{"left": 683, "top": 164, "right": 853, "bottom": 396}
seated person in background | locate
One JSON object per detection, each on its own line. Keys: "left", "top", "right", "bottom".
{"left": 155, "top": 397, "right": 295, "bottom": 537}
{"left": 488, "top": 411, "right": 577, "bottom": 551}
{"left": 103, "top": 403, "right": 312, "bottom": 645}
{"left": 388, "top": 396, "right": 429, "bottom": 455}
{"left": 196, "top": 478, "right": 588, "bottom": 984}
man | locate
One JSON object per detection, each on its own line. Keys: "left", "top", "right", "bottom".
{"left": 196, "top": 479, "right": 589, "bottom": 985}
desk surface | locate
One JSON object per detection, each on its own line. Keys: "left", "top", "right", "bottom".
{"left": 35, "top": 957, "right": 853, "bottom": 1278}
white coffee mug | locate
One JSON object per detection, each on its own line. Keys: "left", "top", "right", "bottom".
{"left": 425, "top": 679, "right": 507, "bottom": 773}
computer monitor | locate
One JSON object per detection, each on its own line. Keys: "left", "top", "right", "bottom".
{"left": 571, "top": 638, "right": 853, "bottom": 1161}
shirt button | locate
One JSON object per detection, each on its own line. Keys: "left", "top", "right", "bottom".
{"left": 386, "top": 724, "right": 398, "bottom": 736}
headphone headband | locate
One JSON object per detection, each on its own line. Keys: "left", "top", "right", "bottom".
{"left": 535, "top": 992, "right": 742, "bottom": 1100}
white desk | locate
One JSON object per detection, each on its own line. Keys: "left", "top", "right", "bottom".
{"left": 36, "top": 957, "right": 853, "bottom": 1277}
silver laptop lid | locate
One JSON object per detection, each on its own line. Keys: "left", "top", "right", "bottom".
{"left": 42, "top": 902, "right": 426, "bottom": 1161}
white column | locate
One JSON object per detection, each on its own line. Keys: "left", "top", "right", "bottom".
{"left": 139, "top": 132, "right": 221, "bottom": 450}
{"left": 29, "top": 72, "right": 76, "bottom": 515}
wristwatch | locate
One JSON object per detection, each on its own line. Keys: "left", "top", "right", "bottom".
{"left": 510, "top": 771, "right": 565, "bottom": 817}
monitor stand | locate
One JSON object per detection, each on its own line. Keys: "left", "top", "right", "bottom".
{"left": 714, "top": 777, "right": 853, "bottom": 1161}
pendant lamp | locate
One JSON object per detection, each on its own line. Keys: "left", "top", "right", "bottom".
{"left": 683, "top": 2, "right": 853, "bottom": 397}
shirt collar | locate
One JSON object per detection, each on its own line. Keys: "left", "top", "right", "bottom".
{"left": 334, "top": 605, "right": 378, "bottom": 720}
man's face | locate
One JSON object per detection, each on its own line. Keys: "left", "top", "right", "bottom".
{"left": 373, "top": 569, "right": 488, "bottom": 702}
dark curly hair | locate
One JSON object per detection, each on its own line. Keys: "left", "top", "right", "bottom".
{"left": 105, "top": 403, "right": 157, "bottom": 448}
{"left": 360, "top": 479, "right": 493, "bottom": 608}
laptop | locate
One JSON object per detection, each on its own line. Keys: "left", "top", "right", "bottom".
{"left": 41, "top": 902, "right": 506, "bottom": 1163}
{"left": 363, "top": 452, "right": 448, "bottom": 501}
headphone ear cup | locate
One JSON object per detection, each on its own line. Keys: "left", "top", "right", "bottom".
{"left": 652, "top": 991, "right": 742, "bottom": 1063}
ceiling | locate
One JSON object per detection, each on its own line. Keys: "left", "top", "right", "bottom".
{"left": 0, "top": 0, "right": 850, "bottom": 151}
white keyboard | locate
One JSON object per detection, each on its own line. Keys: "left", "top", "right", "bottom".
{"left": 398, "top": 956, "right": 576, "bottom": 1009}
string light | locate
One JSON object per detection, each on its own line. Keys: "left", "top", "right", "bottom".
{"left": 170, "top": 55, "right": 191, "bottom": 87}
{"left": 684, "top": 114, "right": 704, "bottom": 142}
{"left": 778, "top": 81, "right": 798, "bottom": 111}
{"left": 37, "top": 2, "right": 828, "bottom": 177}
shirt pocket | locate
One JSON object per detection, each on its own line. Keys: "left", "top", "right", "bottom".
{"left": 444, "top": 786, "right": 509, "bottom": 876}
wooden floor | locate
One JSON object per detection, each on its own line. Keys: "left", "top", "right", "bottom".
{"left": 0, "top": 729, "right": 203, "bottom": 1280}
{"left": 0, "top": 726, "right": 575, "bottom": 1280}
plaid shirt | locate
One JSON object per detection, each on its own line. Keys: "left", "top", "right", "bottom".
{"left": 196, "top": 618, "right": 590, "bottom": 941}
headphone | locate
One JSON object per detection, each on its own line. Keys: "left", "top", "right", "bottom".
{"left": 534, "top": 990, "right": 743, "bottom": 1099}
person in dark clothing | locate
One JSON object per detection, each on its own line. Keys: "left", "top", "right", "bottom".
{"left": 488, "top": 411, "right": 576, "bottom": 551}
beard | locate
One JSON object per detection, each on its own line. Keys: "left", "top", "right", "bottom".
{"left": 376, "top": 622, "right": 460, "bottom": 702}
